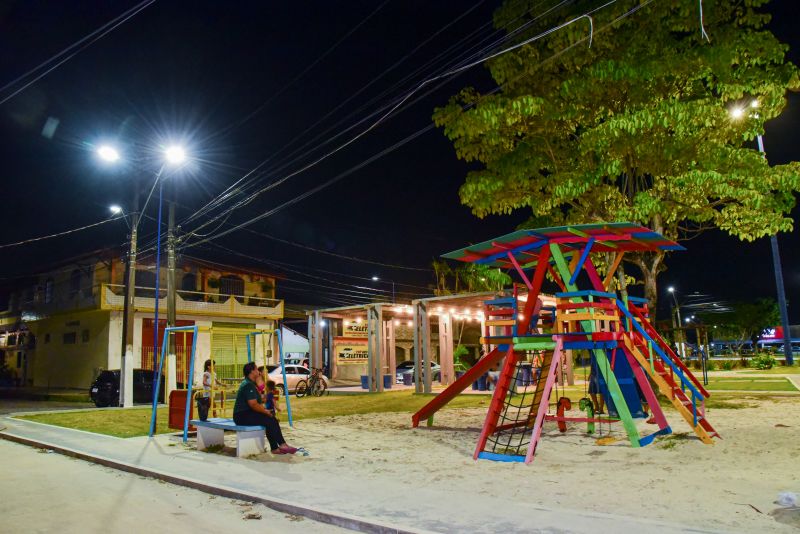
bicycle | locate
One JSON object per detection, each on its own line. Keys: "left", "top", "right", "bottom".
{"left": 295, "top": 367, "right": 328, "bottom": 398}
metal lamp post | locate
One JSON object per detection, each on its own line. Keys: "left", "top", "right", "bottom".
{"left": 730, "top": 101, "right": 794, "bottom": 365}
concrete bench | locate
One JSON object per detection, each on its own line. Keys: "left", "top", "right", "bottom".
{"left": 190, "top": 418, "right": 265, "bottom": 458}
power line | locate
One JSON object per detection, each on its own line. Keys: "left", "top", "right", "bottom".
{"left": 0, "top": 216, "right": 125, "bottom": 249}
{"left": 181, "top": 0, "right": 559, "bottom": 229}
{"left": 179, "top": 2, "right": 615, "bottom": 246}
{"left": 0, "top": 0, "right": 157, "bottom": 105}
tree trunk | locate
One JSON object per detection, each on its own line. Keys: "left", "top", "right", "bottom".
{"left": 629, "top": 250, "right": 665, "bottom": 318}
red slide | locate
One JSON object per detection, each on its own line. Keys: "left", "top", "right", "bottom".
{"left": 411, "top": 347, "right": 505, "bottom": 427}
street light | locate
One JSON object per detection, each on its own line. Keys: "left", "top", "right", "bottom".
{"left": 371, "top": 275, "right": 396, "bottom": 303}
{"left": 164, "top": 145, "right": 186, "bottom": 165}
{"left": 109, "top": 205, "right": 123, "bottom": 215}
{"left": 97, "top": 145, "right": 120, "bottom": 162}
{"left": 729, "top": 99, "right": 794, "bottom": 365}
{"left": 667, "top": 286, "right": 686, "bottom": 357}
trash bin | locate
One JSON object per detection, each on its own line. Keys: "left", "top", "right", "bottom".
{"left": 476, "top": 374, "right": 488, "bottom": 391}
{"left": 403, "top": 373, "right": 413, "bottom": 386}
{"left": 519, "top": 364, "right": 532, "bottom": 387}
{"left": 383, "top": 375, "right": 392, "bottom": 389}
{"left": 168, "top": 389, "right": 194, "bottom": 431}
{"left": 360, "top": 375, "right": 369, "bottom": 389}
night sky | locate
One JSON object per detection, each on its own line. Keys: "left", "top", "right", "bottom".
{"left": 1, "top": 0, "right": 798, "bottom": 321}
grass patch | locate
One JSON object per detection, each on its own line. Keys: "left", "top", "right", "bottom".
{"left": 734, "top": 366, "right": 800, "bottom": 375}
{"left": 705, "top": 377, "right": 797, "bottom": 392}
{"left": 17, "top": 390, "right": 492, "bottom": 438}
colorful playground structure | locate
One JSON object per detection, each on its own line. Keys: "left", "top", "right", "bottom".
{"left": 411, "top": 223, "right": 720, "bottom": 463}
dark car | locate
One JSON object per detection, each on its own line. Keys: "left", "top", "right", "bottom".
{"left": 89, "top": 369, "right": 166, "bottom": 408}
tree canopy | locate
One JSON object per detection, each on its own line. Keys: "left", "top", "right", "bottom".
{"left": 700, "top": 298, "right": 780, "bottom": 350}
{"left": 433, "top": 0, "right": 800, "bottom": 307}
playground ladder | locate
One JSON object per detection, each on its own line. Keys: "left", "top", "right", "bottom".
{"left": 622, "top": 333, "right": 718, "bottom": 443}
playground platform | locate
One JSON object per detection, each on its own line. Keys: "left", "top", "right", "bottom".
{"left": 0, "top": 413, "right": 719, "bottom": 534}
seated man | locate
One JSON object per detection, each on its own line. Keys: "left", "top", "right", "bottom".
{"left": 233, "top": 362, "right": 297, "bottom": 455}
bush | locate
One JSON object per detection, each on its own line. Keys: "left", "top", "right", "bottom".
{"left": 750, "top": 353, "right": 777, "bottom": 370}
{"left": 705, "top": 359, "right": 717, "bottom": 371}
{"left": 720, "top": 360, "right": 737, "bottom": 371}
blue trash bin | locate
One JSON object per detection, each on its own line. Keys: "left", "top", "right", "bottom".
{"left": 520, "top": 365, "right": 532, "bottom": 386}
{"left": 477, "top": 374, "right": 488, "bottom": 391}
{"left": 360, "top": 375, "right": 369, "bottom": 389}
{"left": 403, "top": 373, "right": 413, "bottom": 386}
{"left": 383, "top": 375, "right": 392, "bottom": 389}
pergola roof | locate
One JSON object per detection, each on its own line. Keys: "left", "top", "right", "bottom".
{"left": 442, "top": 222, "right": 683, "bottom": 269}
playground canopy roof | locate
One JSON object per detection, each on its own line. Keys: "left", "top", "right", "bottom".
{"left": 442, "top": 222, "right": 684, "bottom": 269}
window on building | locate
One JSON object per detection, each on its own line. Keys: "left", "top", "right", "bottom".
{"left": 63, "top": 332, "right": 77, "bottom": 344}
{"left": 44, "top": 278, "right": 54, "bottom": 304}
{"left": 82, "top": 329, "right": 90, "bottom": 343}
{"left": 70, "top": 270, "right": 81, "bottom": 297}
{"left": 44, "top": 333, "right": 50, "bottom": 344}
{"left": 17, "top": 352, "right": 22, "bottom": 368}
{"left": 219, "top": 275, "right": 244, "bottom": 298}
{"left": 8, "top": 334, "right": 16, "bottom": 346}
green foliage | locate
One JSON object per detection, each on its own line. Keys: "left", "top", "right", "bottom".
{"left": 432, "top": 259, "right": 511, "bottom": 296}
{"left": 434, "top": 0, "right": 800, "bottom": 305}
{"left": 720, "top": 360, "right": 737, "bottom": 371}
{"left": 750, "top": 353, "right": 777, "bottom": 370}
{"left": 454, "top": 344, "right": 471, "bottom": 372}
{"left": 702, "top": 298, "right": 781, "bottom": 347}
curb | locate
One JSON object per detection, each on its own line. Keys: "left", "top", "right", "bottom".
{"left": 0, "top": 430, "right": 428, "bottom": 534}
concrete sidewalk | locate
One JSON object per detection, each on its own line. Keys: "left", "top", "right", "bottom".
{"left": 0, "top": 416, "right": 722, "bottom": 534}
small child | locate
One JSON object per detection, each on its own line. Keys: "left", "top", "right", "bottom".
{"left": 197, "top": 359, "right": 220, "bottom": 421}
{"left": 256, "top": 365, "right": 267, "bottom": 403}
{"left": 265, "top": 380, "right": 280, "bottom": 417}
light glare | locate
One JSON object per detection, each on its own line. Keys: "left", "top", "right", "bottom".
{"left": 97, "top": 145, "right": 120, "bottom": 162}
{"left": 109, "top": 205, "right": 122, "bottom": 215}
{"left": 165, "top": 145, "right": 186, "bottom": 164}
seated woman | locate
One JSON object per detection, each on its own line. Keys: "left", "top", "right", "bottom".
{"left": 233, "top": 362, "right": 297, "bottom": 455}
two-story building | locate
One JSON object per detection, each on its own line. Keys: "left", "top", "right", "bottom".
{"left": 12, "top": 251, "right": 285, "bottom": 390}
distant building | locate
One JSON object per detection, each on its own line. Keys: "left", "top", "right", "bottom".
{"left": 3, "top": 251, "right": 285, "bottom": 390}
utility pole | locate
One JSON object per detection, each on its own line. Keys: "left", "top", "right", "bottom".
{"left": 756, "top": 135, "right": 794, "bottom": 366}
{"left": 119, "top": 191, "right": 139, "bottom": 407}
{"left": 166, "top": 199, "right": 178, "bottom": 396}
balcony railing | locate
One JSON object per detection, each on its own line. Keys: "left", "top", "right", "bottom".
{"left": 100, "top": 284, "right": 283, "bottom": 319}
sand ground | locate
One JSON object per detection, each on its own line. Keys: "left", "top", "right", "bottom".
{"left": 0, "top": 439, "right": 346, "bottom": 534}
{"left": 240, "top": 395, "right": 800, "bottom": 533}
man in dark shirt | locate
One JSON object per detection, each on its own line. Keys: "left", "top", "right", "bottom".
{"left": 233, "top": 362, "right": 297, "bottom": 455}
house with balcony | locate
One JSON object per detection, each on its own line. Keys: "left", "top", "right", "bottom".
{"left": 13, "top": 251, "right": 284, "bottom": 390}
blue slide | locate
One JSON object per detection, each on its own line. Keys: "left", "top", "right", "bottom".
{"left": 595, "top": 349, "right": 646, "bottom": 419}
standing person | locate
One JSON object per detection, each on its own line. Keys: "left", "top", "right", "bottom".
{"left": 196, "top": 359, "right": 220, "bottom": 421}
{"left": 233, "top": 362, "right": 297, "bottom": 455}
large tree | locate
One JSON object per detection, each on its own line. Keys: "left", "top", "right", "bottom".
{"left": 433, "top": 0, "right": 800, "bottom": 310}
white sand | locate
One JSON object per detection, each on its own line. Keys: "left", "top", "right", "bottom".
{"left": 272, "top": 396, "right": 800, "bottom": 532}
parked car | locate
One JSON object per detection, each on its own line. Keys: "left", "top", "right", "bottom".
{"left": 89, "top": 369, "right": 167, "bottom": 408}
{"left": 284, "top": 356, "right": 309, "bottom": 368}
{"left": 268, "top": 365, "right": 327, "bottom": 393}
{"left": 395, "top": 360, "right": 441, "bottom": 384}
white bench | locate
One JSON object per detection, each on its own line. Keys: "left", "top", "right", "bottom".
{"left": 190, "top": 418, "right": 265, "bottom": 458}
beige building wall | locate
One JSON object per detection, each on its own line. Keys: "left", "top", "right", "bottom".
{"left": 28, "top": 310, "right": 111, "bottom": 389}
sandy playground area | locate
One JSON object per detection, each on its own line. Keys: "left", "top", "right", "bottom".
{"left": 225, "top": 395, "right": 800, "bottom": 533}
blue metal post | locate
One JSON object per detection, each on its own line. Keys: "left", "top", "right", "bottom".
{"left": 148, "top": 326, "right": 169, "bottom": 437}
{"left": 152, "top": 180, "right": 164, "bottom": 392}
{"left": 757, "top": 135, "right": 793, "bottom": 366}
{"left": 182, "top": 326, "right": 199, "bottom": 442}
{"left": 276, "top": 329, "right": 293, "bottom": 427}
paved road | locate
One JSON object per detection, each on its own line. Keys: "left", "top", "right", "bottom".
{"left": 0, "top": 439, "right": 346, "bottom": 534}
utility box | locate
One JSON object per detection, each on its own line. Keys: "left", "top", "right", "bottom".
{"left": 169, "top": 389, "right": 195, "bottom": 431}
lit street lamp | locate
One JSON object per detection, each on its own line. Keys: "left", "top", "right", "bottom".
{"left": 93, "top": 142, "right": 189, "bottom": 408}
{"left": 371, "top": 275, "right": 396, "bottom": 304}
{"left": 729, "top": 100, "right": 794, "bottom": 365}
{"left": 668, "top": 286, "right": 686, "bottom": 358}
